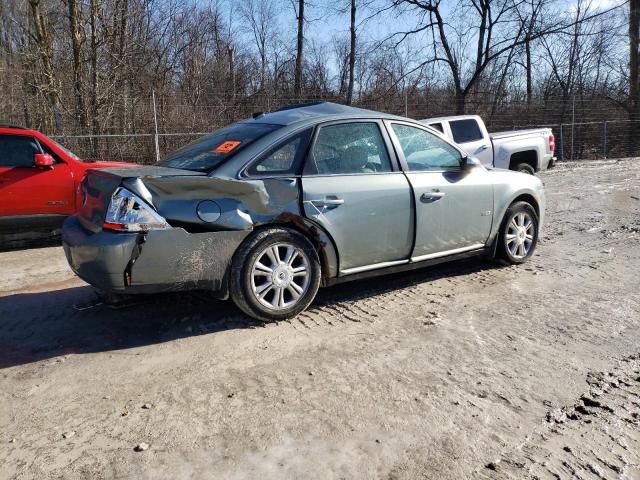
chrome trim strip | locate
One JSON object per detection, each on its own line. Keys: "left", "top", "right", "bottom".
{"left": 340, "top": 259, "right": 409, "bottom": 275}
{"left": 339, "top": 244, "right": 486, "bottom": 276}
{"left": 411, "top": 243, "right": 485, "bottom": 263}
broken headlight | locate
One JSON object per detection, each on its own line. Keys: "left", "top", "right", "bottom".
{"left": 103, "top": 187, "right": 169, "bottom": 232}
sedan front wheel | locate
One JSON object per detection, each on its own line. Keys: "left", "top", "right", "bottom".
{"left": 230, "top": 227, "right": 322, "bottom": 322}
{"left": 497, "top": 201, "right": 539, "bottom": 264}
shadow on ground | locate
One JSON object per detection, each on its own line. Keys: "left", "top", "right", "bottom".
{"left": 0, "top": 258, "right": 503, "bottom": 369}
{"left": 0, "top": 232, "right": 62, "bottom": 252}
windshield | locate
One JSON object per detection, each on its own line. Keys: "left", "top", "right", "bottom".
{"left": 50, "top": 138, "right": 82, "bottom": 161}
{"left": 158, "top": 123, "right": 281, "bottom": 172}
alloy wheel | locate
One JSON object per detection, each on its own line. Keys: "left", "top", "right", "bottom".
{"left": 250, "top": 243, "right": 311, "bottom": 310}
{"left": 505, "top": 212, "right": 535, "bottom": 259}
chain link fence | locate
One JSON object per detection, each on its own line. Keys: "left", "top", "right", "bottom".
{"left": 502, "top": 120, "right": 640, "bottom": 162}
{"left": 50, "top": 119, "right": 640, "bottom": 164}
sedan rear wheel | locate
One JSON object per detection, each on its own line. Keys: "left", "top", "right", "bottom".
{"left": 251, "top": 243, "right": 311, "bottom": 311}
{"left": 230, "top": 227, "right": 321, "bottom": 322}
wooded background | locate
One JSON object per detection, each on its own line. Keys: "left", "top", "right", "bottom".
{"left": 0, "top": 0, "right": 637, "bottom": 162}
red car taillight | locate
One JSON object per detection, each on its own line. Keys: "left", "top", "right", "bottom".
{"left": 549, "top": 134, "right": 555, "bottom": 153}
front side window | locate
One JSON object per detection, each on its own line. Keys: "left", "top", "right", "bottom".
{"left": 0, "top": 135, "right": 41, "bottom": 168}
{"left": 159, "top": 123, "right": 281, "bottom": 172}
{"left": 246, "top": 129, "right": 312, "bottom": 176}
{"left": 391, "top": 124, "right": 462, "bottom": 172}
{"left": 304, "top": 122, "right": 392, "bottom": 175}
{"left": 449, "top": 119, "right": 483, "bottom": 143}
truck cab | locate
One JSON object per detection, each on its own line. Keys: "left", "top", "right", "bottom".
{"left": 0, "top": 125, "right": 134, "bottom": 245}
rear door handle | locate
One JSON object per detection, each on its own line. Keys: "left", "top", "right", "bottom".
{"left": 480, "top": 144, "right": 489, "bottom": 150}
{"left": 310, "top": 198, "right": 345, "bottom": 208}
{"left": 420, "top": 191, "right": 446, "bottom": 202}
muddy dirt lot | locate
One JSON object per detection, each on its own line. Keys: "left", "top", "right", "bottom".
{"left": 1, "top": 159, "right": 639, "bottom": 480}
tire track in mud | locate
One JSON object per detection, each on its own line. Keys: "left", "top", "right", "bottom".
{"left": 476, "top": 355, "right": 640, "bottom": 480}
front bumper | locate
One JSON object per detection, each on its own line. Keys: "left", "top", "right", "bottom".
{"left": 62, "top": 216, "right": 249, "bottom": 294}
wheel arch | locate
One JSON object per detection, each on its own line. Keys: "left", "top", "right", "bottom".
{"left": 510, "top": 193, "right": 540, "bottom": 219}
{"left": 247, "top": 216, "right": 339, "bottom": 285}
{"left": 509, "top": 150, "right": 539, "bottom": 171}
{"left": 488, "top": 191, "right": 541, "bottom": 257}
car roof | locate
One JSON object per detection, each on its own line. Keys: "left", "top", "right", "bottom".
{"left": 240, "top": 102, "right": 409, "bottom": 127}
{"left": 0, "top": 125, "right": 40, "bottom": 135}
{"left": 420, "top": 114, "right": 481, "bottom": 124}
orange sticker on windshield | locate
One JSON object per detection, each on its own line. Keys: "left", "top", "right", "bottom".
{"left": 213, "top": 140, "right": 241, "bottom": 154}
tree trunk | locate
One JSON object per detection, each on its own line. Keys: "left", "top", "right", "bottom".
{"left": 228, "top": 46, "right": 236, "bottom": 102}
{"left": 28, "top": 0, "right": 62, "bottom": 133}
{"left": 294, "top": 0, "right": 304, "bottom": 98}
{"left": 67, "top": 0, "right": 87, "bottom": 132}
{"left": 525, "top": 36, "right": 532, "bottom": 123}
{"left": 114, "top": 0, "right": 128, "bottom": 131}
{"left": 89, "top": 0, "right": 99, "bottom": 156}
{"left": 630, "top": 0, "right": 640, "bottom": 156}
{"left": 455, "top": 89, "right": 465, "bottom": 115}
{"left": 346, "top": 0, "right": 356, "bottom": 105}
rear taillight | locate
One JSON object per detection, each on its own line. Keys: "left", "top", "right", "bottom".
{"left": 549, "top": 134, "right": 555, "bottom": 153}
{"left": 103, "top": 187, "right": 169, "bottom": 232}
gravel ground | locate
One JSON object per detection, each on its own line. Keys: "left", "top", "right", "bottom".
{"left": 1, "top": 159, "right": 639, "bottom": 480}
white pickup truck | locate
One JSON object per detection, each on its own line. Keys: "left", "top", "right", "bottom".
{"left": 420, "top": 115, "right": 556, "bottom": 174}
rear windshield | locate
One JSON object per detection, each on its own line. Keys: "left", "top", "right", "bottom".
{"left": 158, "top": 123, "right": 281, "bottom": 172}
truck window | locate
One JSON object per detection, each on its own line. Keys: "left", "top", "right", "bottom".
{"left": 449, "top": 119, "right": 483, "bottom": 144}
{"left": 429, "top": 123, "right": 444, "bottom": 133}
{"left": 0, "top": 135, "right": 41, "bottom": 168}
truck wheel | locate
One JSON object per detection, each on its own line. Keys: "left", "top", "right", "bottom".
{"left": 497, "top": 201, "right": 539, "bottom": 264}
{"left": 229, "top": 227, "right": 321, "bottom": 322}
{"left": 514, "top": 163, "right": 535, "bottom": 175}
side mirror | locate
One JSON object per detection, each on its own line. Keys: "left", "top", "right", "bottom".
{"left": 34, "top": 153, "right": 54, "bottom": 169}
{"left": 464, "top": 156, "right": 482, "bottom": 169}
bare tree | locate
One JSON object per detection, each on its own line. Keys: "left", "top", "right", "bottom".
{"left": 0, "top": 0, "right": 630, "bottom": 163}
{"left": 630, "top": 0, "right": 640, "bottom": 154}
{"left": 66, "top": 0, "right": 87, "bottom": 131}
{"left": 28, "top": 0, "right": 62, "bottom": 132}
{"left": 239, "top": 0, "right": 279, "bottom": 92}
{"left": 347, "top": 0, "right": 357, "bottom": 104}
{"left": 389, "top": 0, "right": 618, "bottom": 114}
{"left": 294, "top": 0, "right": 305, "bottom": 98}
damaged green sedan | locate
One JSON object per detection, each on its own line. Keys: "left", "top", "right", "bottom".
{"left": 62, "top": 102, "right": 545, "bottom": 321}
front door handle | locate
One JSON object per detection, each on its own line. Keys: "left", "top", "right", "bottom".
{"left": 480, "top": 144, "right": 490, "bottom": 150}
{"left": 310, "top": 198, "right": 345, "bottom": 208}
{"left": 420, "top": 191, "right": 446, "bottom": 202}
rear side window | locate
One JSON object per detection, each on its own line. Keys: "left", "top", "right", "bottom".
{"left": 0, "top": 135, "right": 41, "bottom": 168}
{"left": 246, "top": 129, "right": 312, "bottom": 176}
{"left": 449, "top": 119, "right": 483, "bottom": 143}
{"left": 304, "top": 122, "right": 392, "bottom": 175}
{"left": 159, "top": 123, "right": 281, "bottom": 172}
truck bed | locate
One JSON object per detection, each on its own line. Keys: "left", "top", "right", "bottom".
{"left": 490, "top": 128, "right": 552, "bottom": 140}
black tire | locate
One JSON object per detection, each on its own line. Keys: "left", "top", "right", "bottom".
{"left": 496, "top": 201, "right": 539, "bottom": 264}
{"left": 514, "top": 163, "right": 535, "bottom": 175}
{"left": 229, "top": 227, "right": 321, "bottom": 322}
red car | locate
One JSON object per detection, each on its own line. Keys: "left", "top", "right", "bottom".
{"left": 0, "top": 125, "right": 135, "bottom": 241}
